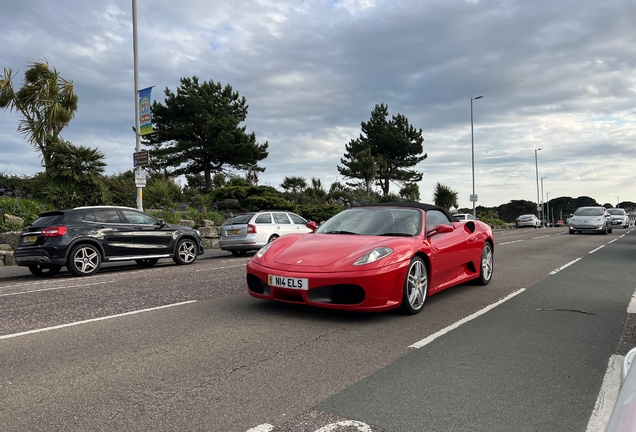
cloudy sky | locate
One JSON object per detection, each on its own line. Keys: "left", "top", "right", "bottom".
{"left": 1, "top": 0, "right": 635, "bottom": 208}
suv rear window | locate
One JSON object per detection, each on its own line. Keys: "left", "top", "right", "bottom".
{"left": 30, "top": 213, "right": 65, "bottom": 227}
{"left": 224, "top": 214, "right": 255, "bottom": 225}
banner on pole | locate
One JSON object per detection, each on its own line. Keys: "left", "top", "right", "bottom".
{"left": 138, "top": 87, "right": 153, "bottom": 135}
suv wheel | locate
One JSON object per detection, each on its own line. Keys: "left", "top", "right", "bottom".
{"left": 173, "top": 238, "right": 198, "bottom": 265}
{"left": 67, "top": 244, "right": 102, "bottom": 276}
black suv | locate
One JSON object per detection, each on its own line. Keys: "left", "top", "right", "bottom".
{"left": 13, "top": 206, "right": 205, "bottom": 277}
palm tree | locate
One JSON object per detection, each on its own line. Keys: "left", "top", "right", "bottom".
{"left": 0, "top": 59, "right": 78, "bottom": 172}
{"left": 280, "top": 176, "right": 307, "bottom": 193}
{"left": 433, "top": 182, "right": 458, "bottom": 210}
{"left": 43, "top": 139, "right": 108, "bottom": 207}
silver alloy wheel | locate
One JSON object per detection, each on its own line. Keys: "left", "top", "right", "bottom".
{"left": 177, "top": 240, "right": 197, "bottom": 263}
{"left": 406, "top": 259, "right": 427, "bottom": 311}
{"left": 73, "top": 246, "right": 100, "bottom": 274}
{"left": 481, "top": 243, "right": 493, "bottom": 282}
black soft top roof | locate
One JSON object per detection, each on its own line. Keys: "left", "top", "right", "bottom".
{"left": 358, "top": 202, "right": 459, "bottom": 222}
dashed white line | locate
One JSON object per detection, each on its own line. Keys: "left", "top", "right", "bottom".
{"left": 533, "top": 235, "right": 551, "bottom": 239}
{"left": 549, "top": 258, "right": 582, "bottom": 275}
{"left": 0, "top": 280, "right": 115, "bottom": 297}
{"left": 589, "top": 245, "right": 605, "bottom": 254}
{"left": 195, "top": 264, "right": 246, "bottom": 272}
{"left": 608, "top": 239, "right": 617, "bottom": 244}
{"left": 499, "top": 239, "right": 525, "bottom": 245}
{"left": 0, "top": 300, "right": 197, "bottom": 340}
{"left": 408, "top": 289, "right": 525, "bottom": 349}
{"left": 246, "top": 424, "right": 274, "bottom": 432}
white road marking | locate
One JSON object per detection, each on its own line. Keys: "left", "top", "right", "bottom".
{"left": 608, "top": 239, "right": 617, "bottom": 244}
{"left": 533, "top": 235, "right": 551, "bottom": 239}
{"left": 316, "top": 421, "right": 373, "bottom": 431}
{"left": 195, "top": 264, "right": 246, "bottom": 272}
{"left": 0, "top": 300, "right": 197, "bottom": 340}
{"left": 409, "top": 289, "right": 525, "bottom": 349}
{"left": 0, "top": 280, "right": 115, "bottom": 297}
{"left": 627, "top": 291, "right": 636, "bottom": 314}
{"left": 586, "top": 355, "right": 623, "bottom": 432}
{"left": 246, "top": 424, "right": 274, "bottom": 432}
{"left": 499, "top": 240, "right": 524, "bottom": 245}
{"left": 549, "top": 258, "right": 582, "bottom": 275}
{"left": 589, "top": 245, "right": 605, "bottom": 254}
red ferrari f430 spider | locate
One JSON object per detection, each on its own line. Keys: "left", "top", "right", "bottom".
{"left": 245, "top": 202, "right": 494, "bottom": 315}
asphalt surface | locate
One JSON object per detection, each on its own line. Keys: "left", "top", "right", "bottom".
{"left": 0, "top": 227, "right": 634, "bottom": 432}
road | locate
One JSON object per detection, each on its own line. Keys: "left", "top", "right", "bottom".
{"left": 0, "top": 227, "right": 634, "bottom": 431}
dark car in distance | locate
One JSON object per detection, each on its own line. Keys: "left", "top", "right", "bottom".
{"left": 13, "top": 206, "right": 205, "bottom": 277}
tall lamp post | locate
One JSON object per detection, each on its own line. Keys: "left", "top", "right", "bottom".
{"left": 471, "top": 95, "right": 483, "bottom": 218}
{"left": 546, "top": 192, "right": 551, "bottom": 227}
{"left": 616, "top": 196, "right": 620, "bottom": 208}
{"left": 541, "top": 176, "right": 546, "bottom": 226}
{"left": 132, "top": 0, "right": 143, "bottom": 211}
{"left": 534, "top": 148, "right": 542, "bottom": 219}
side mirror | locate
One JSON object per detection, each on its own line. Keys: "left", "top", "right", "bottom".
{"left": 426, "top": 224, "right": 453, "bottom": 237}
{"left": 306, "top": 221, "right": 318, "bottom": 232}
{"left": 158, "top": 219, "right": 166, "bottom": 228}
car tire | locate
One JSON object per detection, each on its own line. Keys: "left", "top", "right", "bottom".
{"left": 135, "top": 258, "right": 159, "bottom": 268}
{"left": 67, "top": 244, "right": 102, "bottom": 276}
{"left": 476, "top": 242, "right": 493, "bottom": 285}
{"left": 602, "top": 224, "right": 608, "bottom": 235}
{"left": 173, "top": 238, "right": 198, "bottom": 265}
{"left": 400, "top": 256, "right": 428, "bottom": 315}
{"left": 569, "top": 229, "right": 575, "bottom": 234}
{"left": 231, "top": 250, "right": 247, "bottom": 257}
{"left": 28, "top": 264, "right": 62, "bottom": 278}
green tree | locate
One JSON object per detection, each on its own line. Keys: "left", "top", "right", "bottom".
{"left": 399, "top": 183, "right": 420, "bottom": 202}
{"left": 338, "top": 147, "right": 376, "bottom": 193}
{"left": 338, "top": 104, "right": 427, "bottom": 196}
{"left": 0, "top": 59, "right": 78, "bottom": 172}
{"left": 574, "top": 196, "right": 599, "bottom": 208}
{"left": 306, "top": 177, "right": 327, "bottom": 204}
{"left": 143, "top": 76, "right": 269, "bottom": 190}
{"left": 42, "top": 139, "right": 108, "bottom": 208}
{"left": 495, "top": 199, "right": 540, "bottom": 222}
{"left": 280, "top": 176, "right": 307, "bottom": 193}
{"left": 433, "top": 182, "right": 458, "bottom": 210}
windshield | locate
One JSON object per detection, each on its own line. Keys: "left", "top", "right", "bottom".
{"left": 223, "top": 214, "right": 254, "bottom": 225}
{"left": 607, "top": 209, "right": 626, "bottom": 215}
{"left": 574, "top": 208, "right": 603, "bottom": 216}
{"left": 315, "top": 207, "right": 422, "bottom": 236}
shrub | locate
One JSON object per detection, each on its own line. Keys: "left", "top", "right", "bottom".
{"left": 0, "top": 197, "right": 53, "bottom": 231}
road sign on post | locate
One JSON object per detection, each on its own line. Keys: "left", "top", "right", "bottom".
{"left": 133, "top": 150, "right": 149, "bottom": 167}
{"left": 470, "top": 194, "right": 478, "bottom": 202}
{"left": 134, "top": 170, "right": 147, "bottom": 187}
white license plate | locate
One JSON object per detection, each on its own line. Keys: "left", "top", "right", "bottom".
{"left": 23, "top": 235, "right": 37, "bottom": 243}
{"left": 227, "top": 229, "right": 240, "bottom": 235}
{"left": 268, "top": 274, "right": 308, "bottom": 290}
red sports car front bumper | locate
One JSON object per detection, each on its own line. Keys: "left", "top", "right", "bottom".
{"left": 246, "top": 259, "right": 409, "bottom": 312}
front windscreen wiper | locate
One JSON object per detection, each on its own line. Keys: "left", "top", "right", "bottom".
{"left": 322, "top": 230, "right": 360, "bottom": 235}
{"left": 378, "top": 232, "right": 413, "bottom": 237}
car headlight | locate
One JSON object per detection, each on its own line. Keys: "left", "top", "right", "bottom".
{"left": 255, "top": 242, "right": 274, "bottom": 258}
{"left": 353, "top": 247, "right": 393, "bottom": 266}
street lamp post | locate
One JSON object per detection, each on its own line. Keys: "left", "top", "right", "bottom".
{"left": 616, "top": 196, "right": 620, "bottom": 208}
{"left": 471, "top": 95, "right": 483, "bottom": 218}
{"left": 546, "top": 192, "right": 550, "bottom": 227}
{"left": 541, "top": 176, "right": 546, "bottom": 226}
{"left": 534, "top": 148, "right": 542, "bottom": 219}
{"left": 132, "top": 0, "right": 143, "bottom": 211}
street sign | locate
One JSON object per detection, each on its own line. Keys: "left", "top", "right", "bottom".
{"left": 470, "top": 194, "right": 478, "bottom": 202}
{"left": 133, "top": 150, "right": 149, "bottom": 167}
{"left": 134, "top": 170, "right": 147, "bottom": 187}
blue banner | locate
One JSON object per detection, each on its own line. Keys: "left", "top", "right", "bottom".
{"left": 138, "top": 87, "right": 153, "bottom": 135}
